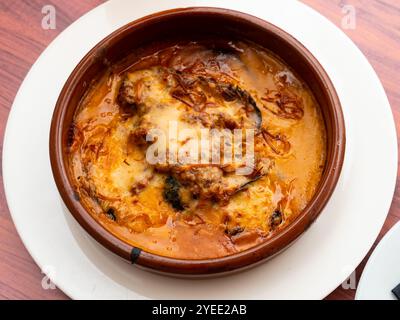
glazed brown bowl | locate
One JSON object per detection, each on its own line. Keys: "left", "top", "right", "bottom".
{"left": 50, "top": 7, "right": 345, "bottom": 276}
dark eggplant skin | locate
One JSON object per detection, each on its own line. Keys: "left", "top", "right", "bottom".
{"left": 163, "top": 176, "right": 185, "bottom": 211}
{"left": 219, "top": 83, "right": 262, "bottom": 129}
{"left": 224, "top": 226, "right": 244, "bottom": 236}
{"left": 105, "top": 208, "right": 117, "bottom": 221}
{"left": 235, "top": 174, "right": 263, "bottom": 195}
{"left": 270, "top": 209, "right": 283, "bottom": 230}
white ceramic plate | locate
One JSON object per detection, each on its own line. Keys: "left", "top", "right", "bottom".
{"left": 355, "top": 221, "right": 400, "bottom": 300}
{"left": 3, "top": 0, "right": 397, "bottom": 299}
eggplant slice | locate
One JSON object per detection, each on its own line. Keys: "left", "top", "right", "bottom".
{"left": 119, "top": 66, "right": 266, "bottom": 206}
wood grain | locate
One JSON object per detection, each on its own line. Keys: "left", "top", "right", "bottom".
{"left": 0, "top": 0, "right": 398, "bottom": 300}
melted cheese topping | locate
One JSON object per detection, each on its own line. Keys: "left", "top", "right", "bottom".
{"left": 68, "top": 41, "right": 326, "bottom": 259}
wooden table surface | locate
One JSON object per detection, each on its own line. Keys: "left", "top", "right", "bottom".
{"left": 0, "top": 0, "right": 398, "bottom": 300}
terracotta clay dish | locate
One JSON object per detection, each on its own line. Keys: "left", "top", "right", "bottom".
{"left": 50, "top": 7, "right": 345, "bottom": 275}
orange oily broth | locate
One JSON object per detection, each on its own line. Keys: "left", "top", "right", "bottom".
{"left": 69, "top": 41, "right": 326, "bottom": 259}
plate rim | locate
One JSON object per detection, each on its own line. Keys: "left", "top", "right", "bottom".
{"left": 355, "top": 221, "right": 400, "bottom": 300}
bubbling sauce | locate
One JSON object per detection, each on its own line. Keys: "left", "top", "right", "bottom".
{"left": 68, "top": 41, "right": 326, "bottom": 259}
